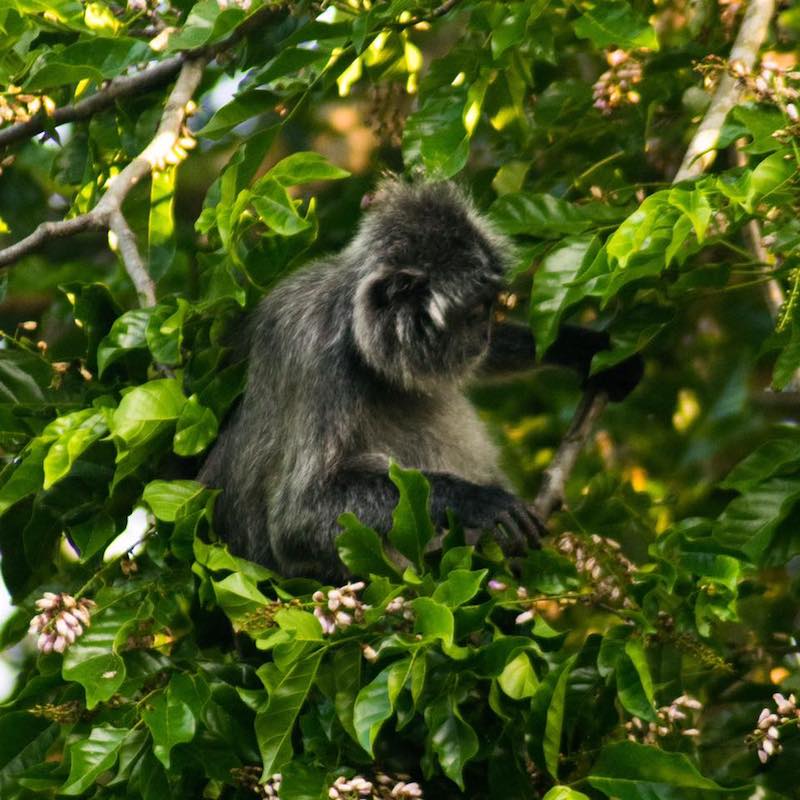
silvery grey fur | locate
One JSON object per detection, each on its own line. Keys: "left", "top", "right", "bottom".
{"left": 201, "top": 180, "right": 604, "bottom": 581}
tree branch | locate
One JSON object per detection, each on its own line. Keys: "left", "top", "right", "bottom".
{"left": 532, "top": 391, "right": 608, "bottom": 522}
{"left": 0, "top": 58, "right": 205, "bottom": 307}
{"left": 674, "top": 0, "right": 776, "bottom": 182}
{"left": 0, "top": 3, "right": 287, "bottom": 150}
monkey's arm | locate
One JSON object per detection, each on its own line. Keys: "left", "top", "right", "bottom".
{"left": 482, "top": 321, "right": 643, "bottom": 401}
{"left": 272, "top": 469, "right": 542, "bottom": 581}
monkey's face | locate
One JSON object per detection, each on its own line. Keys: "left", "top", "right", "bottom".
{"left": 353, "top": 247, "right": 504, "bottom": 391}
{"left": 350, "top": 180, "right": 510, "bottom": 391}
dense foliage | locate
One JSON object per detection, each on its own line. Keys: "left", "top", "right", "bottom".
{"left": 0, "top": 0, "right": 799, "bottom": 797}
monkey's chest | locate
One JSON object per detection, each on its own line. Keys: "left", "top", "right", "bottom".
{"left": 367, "top": 396, "right": 505, "bottom": 486}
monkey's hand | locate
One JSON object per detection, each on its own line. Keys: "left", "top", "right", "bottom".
{"left": 584, "top": 353, "right": 644, "bottom": 402}
{"left": 454, "top": 486, "right": 545, "bottom": 556}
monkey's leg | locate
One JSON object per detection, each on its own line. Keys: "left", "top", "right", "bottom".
{"left": 273, "top": 470, "right": 544, "bottom": 580}
{"left": 483, "top": 321, "right": 643, "bottom": 400}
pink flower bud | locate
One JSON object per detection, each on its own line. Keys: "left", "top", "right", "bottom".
{"left": 488, "top": 580, "right": 507, "bottom": 592}
{"left": 515, "top": 609, "right": 535, "bottom": 625}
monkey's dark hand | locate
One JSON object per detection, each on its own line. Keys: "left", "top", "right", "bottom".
{"left": 455, "top": 485, "right": 545, "bottom": 556}
{"left": 584, "top": 353, "right": 645, "bottom": 402}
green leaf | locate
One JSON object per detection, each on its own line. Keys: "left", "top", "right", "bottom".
{"left": 173, "top": 395, "right": 218, "bottom": 457}
{"left": 274, "top": 608, "right": 324, "bottom": 641}
{"left": 266, "top": 152, "right": 350, "bottom": 186}
{"left": 143, "top": 479, "right": 206, "bottom": 522}
{"left": 26, "top": 38, "right": 149, "bottom": 90}
{"left": 141, "top": 673, "right": 202, "bottom": 768}
{"left": 432, "top": 568, "right": 487, "bottom": 607}
{"left": 336, "top": 513, "right": 401, "bottom": 579}
{"left": 498, "top": 651, "right": 539, "bottom": 699}
{"left": 251, "top": 178, "right": 312, "bottom": 236}
{"left": 606, "top": 193, "right": 675, "bottom": 269}
{"left": 97, "top": 309, "right": 151, "bottom": 377}
{"left": 255, "top": 649, "right": 323, "bottom": 774}
{"left": 197, "top": 89, "right": 277, "bottom": 139}
{"left": 353, "top": 657, "right": 413, "bottom": 755}
{"left": 110, "top": 378, "right": 186, "bottom": 450}
{"left": 573, "top": 3, "right": 659, "bottom": 50}
{"left": 587, "top": 741, "right": 749, "bottom": 798}
{"left": 542, "top": 789, "right": 591, "bottom": 800}
{"left": 403, "top": 95, "right": 470, "bottom": 178}
{"left": 411, "top": 597, "right": 454, "bottom": 645}
{"left": 490, "top": 193, "right": 592, "bottom": 238}
{"left": 667, "top": 187, "right": 712, "bottom": 242}
{"left": 721, "top": 434, "right": 800, "bottom": 492}
{"left": 530, "top": 236, "right": 599, "bottom": 356}
{"left": 164, "top": 0, "right": 244, "bottom": 51}
{"left": 388, "top": 464, "right": 435, "bottom": 570}
{"left": 148, "top": 167, "right": 176, "bottom": 283}
{"left": 746, "top": 149, "right": 796, "bottom": 210}
{"left": 62, "top": 604, "right": 132, "bottom": 709}
{"left": 60, "top": 724, "right": 129, "bottom": 796}
{"left": 42, "top": 409, "right": 108, "bottom": 490}
{"left": 425, "top": 692, "right": 479, "bottom": 789}
{"left": 542, "top": 656, "right": 575, "bottom": 779}
{"left": 0, "top": 439, "right": 47, "bottom": 517}
{"left": 0, "top": 715, "right": 58, "bottom": 797}
{"left": 713, "top": 477, "right": 800, "bottom": 561}
{"left": 145, "top": 301, "right": 188, "bottom": 367}
{"left": 333, "top": 644, "right": 362, "bottom": 742}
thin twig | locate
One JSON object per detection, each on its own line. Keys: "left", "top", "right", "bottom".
{"left": 0, "top": 58, "right": 205, "bottom": 306}
{"left": 532, "top": 391, "right": 608, "bottom": 521}
{"left": 0, "top": 56, "right": 185, "bottom": 150}
{"left": 674, "top": 0, "right": 775, "bottom": 181}
{"left": 0, "top": 3, "right": 287, "bottom": 150}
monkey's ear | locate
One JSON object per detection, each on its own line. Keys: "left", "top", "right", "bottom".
{"left": 369, "top": 268, "right": 429, "bottom": 308}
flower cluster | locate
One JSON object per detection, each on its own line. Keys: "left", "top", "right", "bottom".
{"left": 230, "top": 767, "right": 281, "bottom": 798}
{"left": 625, "top": 695, "right": 702, "bottom": 744}
{"left": 217, "top": 0, "right": 252, "bottom": 9}
{"left": 592, "top": 49, "right": 643, "bottom": 114}
{"left": 385, "top": 594, "right": 414, "bottom": 621}
{"left": 28, "top": 593, "right": 96, "bottom": 654}
{"left": 750, "top": 692, "right": 799, "bottom": 764}
{"left": 313, "top": 581, "right": 368, "bottom": 635}
{"left": 556, "top": 532, "right": 635, "bottom": 607}
{"left": 0, "top": 86, "right": 55, "bottom": 125}
{"left": 328, "top": 773, "right": 423, "bottom": 799}
{"left": 511, "top": 586, "right": 537, "bottom": 625}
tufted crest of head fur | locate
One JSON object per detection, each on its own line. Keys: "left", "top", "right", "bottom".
{"left": 350, "top": 179, "right": 511, "bottom": 392}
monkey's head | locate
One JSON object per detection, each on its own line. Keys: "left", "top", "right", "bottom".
{"left": 350, "top": 180, "right": 510, "bottom": 392}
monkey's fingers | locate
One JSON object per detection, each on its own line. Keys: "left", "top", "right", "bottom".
{"left": 495, "top": 511, "right": 527, "bottom": 556}
{"left": 521, "top": 505, "right": 546, "bottom": 549}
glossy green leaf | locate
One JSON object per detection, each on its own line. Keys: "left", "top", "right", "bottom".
{"left": 388, "top": 464, "right": 435, "bottom": 570}
{"left": 403, "top": 95, "right": 470, "bottom": 178}
{"left": 490, "top": 193, "right": 592, "bottom": 238}
{"left": 42, "top": 409, "right": 108, "bottom": 489}
{"left": 573, "top": 4, "right": 659, "bottom": 50}
{"left": 667, "top": 187, "right": 712, "bottom": 242}
{"left": 721, "top": 434, "right": 800, "bottom": 492}
{"left": 148, "top": 166, "right": 176, "bottom": 283}
{"left": 251, "top": 178, "right": 312, "bottom": 236}
{"left": 173, "top": 395, "right": 218, "bottom": 457}
{"left": 410, "top": 597, "right": 454, "bottom": 645}
{"left": 62, "top": 604, "right": 132, "bottom": 709}
{"left": 0, "top": 715, "right": 58, "bottom": 797}
{"left": 542, "top": 789, "right": 591, "bottom": 800}
{"left": 266, "top": 152, "right": 350, "bottom": 186}
{"left": 60, "top": 724, "right": 129, "bottom": 795}
{"left": 542, "top": 656, "right": 575, "bottom": 779}
{"left": 353, "top": 657, "right": 413, "bottom": 754}
{"left": 432, "top": 568, "right": 487, "bottom": 607}
{"left": 255, "top": 649, "right": 323, "bottom": 774}
{"left": 97, "top": 309, "right": 151, "bottom": 377}
{"left": 425, "top": 692, "right": 479, "bottom": 789}
{"left": 110, "top": 378, "right": 186, "bottom": 450}
{"left": 143, "top": 479, "right": 206, "bottom": 522}
{"left": 141, "top": 673, "right": 203, "bottom": 768}
{"left": 588, "top": 741, "right": 749, "bottom": 798}
{"left": 713, "top": 477, "right": 800, "bottom": 561}
{"left": 498, "top": 651, "right": 539, "bottom": 699}
{"left": 336, "top": 513, "right": 401, "bottom": 579}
